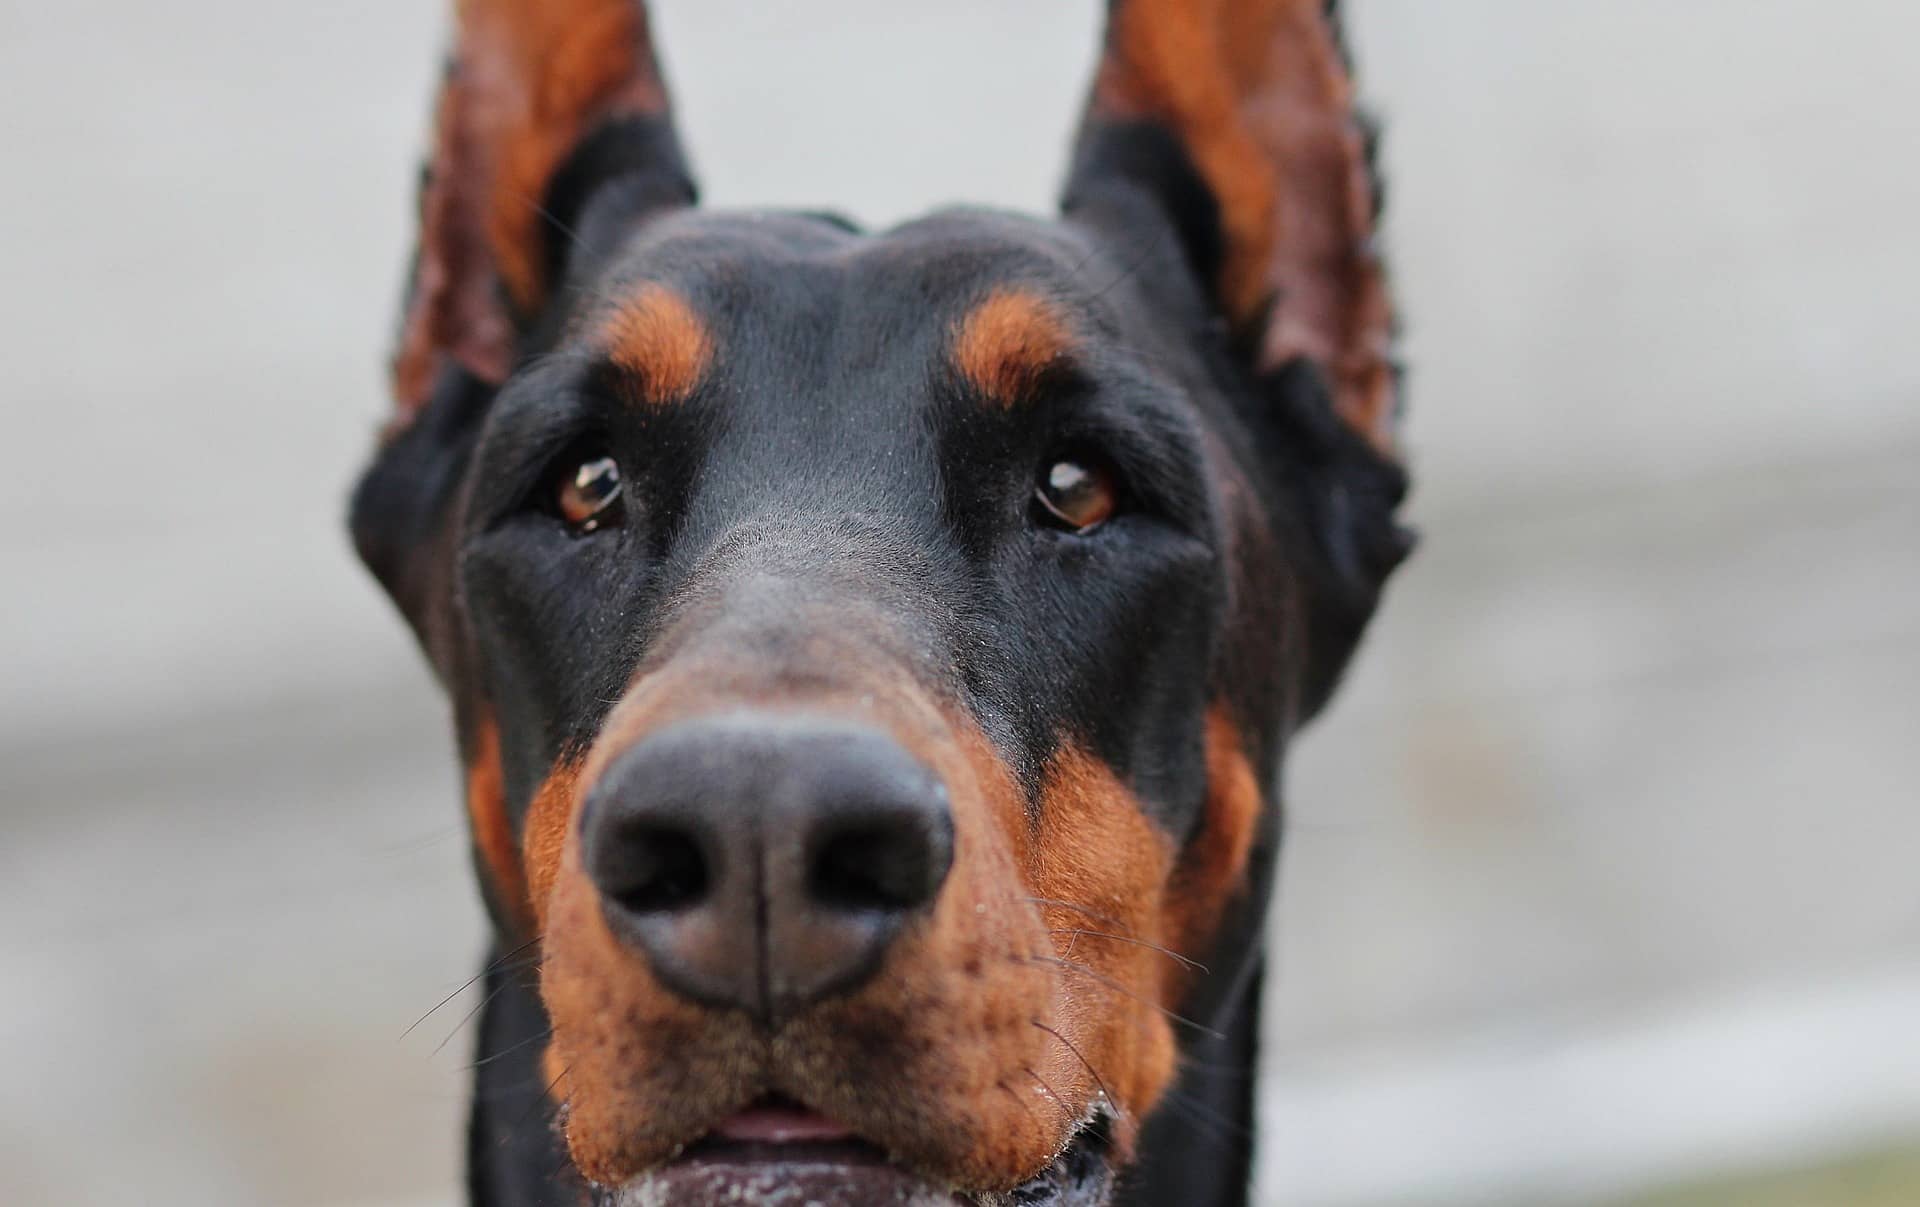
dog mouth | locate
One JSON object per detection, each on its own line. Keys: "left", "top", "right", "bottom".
{"left": 595, "top": 1094, "right": 1116, "bottom": 1206}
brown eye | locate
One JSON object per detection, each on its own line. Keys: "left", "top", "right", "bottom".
{"left": 1033, "top": 455, "right": 1117, "bottom": 533}
{"left": 556, "top": 454, "right": 624, "bottom": 533}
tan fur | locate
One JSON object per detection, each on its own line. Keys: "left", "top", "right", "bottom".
{"left": 542, "top": 829, "right": 766, "bottom": 1182}
{"left": 1026, "top": 743, "right": 1182, "bottom": 1150}
{"left": 603, "top": 283, "right": 715, "bottom": 404}
{"left": 537, "top": 646, "right": 1073, "bottom": 1187}
{"left": 391, "top": 0, "right": 672, "bottom": 423}
{"left": 1090, "top": 0, "right": 1397, "bottom": 452}
{"left": 1161, "top": 707, "right": 1264, "bottom": 998}
{"left": 516, "top": 627, "right": 1274, "bottom": 1191}
{"left": 465, "top": 717, "right": 532, "bottom": 933}
{"left": 951, "top": 288, "right": 1077, "bottom": 406}
{"left": 521, "top": 758, "right": 587, "bottom": 935}
{"left": 388, "top": 1, "right": 1323, "bottom": 1193}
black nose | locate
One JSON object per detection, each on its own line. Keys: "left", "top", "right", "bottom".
{"left": 580, "top": 713, "right": 954, "bottom": 1025}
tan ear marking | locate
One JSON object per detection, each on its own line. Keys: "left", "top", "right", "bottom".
{"left": 390, "top": 0, "right": 684, "bottom": 426}
{"left": 465, "top": 0, "right": 669, "bottom": 313}
{"left": 1083, "top": 0, "right": 1397, "bottom": 453}
{"left": 604, "top": 283, "right": 715, "bottom": 404}
{"left": 952, "top": 288, "right": 1077, "bottom": 407}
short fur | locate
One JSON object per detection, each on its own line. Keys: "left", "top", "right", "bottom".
{"left": 351, "top": 2, "right": 1411, "bottom": 1204}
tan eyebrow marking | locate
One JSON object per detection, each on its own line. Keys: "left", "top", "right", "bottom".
{"left": 603, "top": 283, "right": 714, "bottom": 404}
{"left": 951, "top": 287, "right": 1077, "bottom": 407}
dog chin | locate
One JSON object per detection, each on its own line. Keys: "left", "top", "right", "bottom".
{"left": 595, "top": 1105, "right": 1116, "bottom": 1207}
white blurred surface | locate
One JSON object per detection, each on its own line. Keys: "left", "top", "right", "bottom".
{"left": 1, "top": 2, "right": 1915, "bottom": 1204}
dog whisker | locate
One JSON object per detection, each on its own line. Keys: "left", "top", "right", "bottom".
{"left": 1155, "top": 1084, "right": 1254, "bottom": 1150}
{"left": 1174, "top": 1055, "right": 1258, "bottom": 1080}
{"left": 995, "top": 1076, "right": 1040, "bottom": 1125}
{"left": 463, "top": 1024, "right": 555, "bottom": 1072}
{"left": 1048, "top": 927, "right": 1207, "bottom": 973}
{"left": 433, "top": 974, "right": 520, "bottom": 1058}
{"left": 547, "top": 1140, "right": 580, "bottom": 1188}
{"left": 1030, "top": 1020, "right": 1124, "bottom": 1123}
{"left": 517, "top": 1062, "right": 572, "bottom": 1130}
{"left": 514, "top": 189, "right": 588, "bottom": 259}
{"left": 400, "top": 937, "right": 541, "bottom": 1040}
{"left": 1020, "top": 954, "right": 1227, "bottom": 1041}
{"left": 1023, "top": 1065, "right": 1075, "bottom": 1124}
{"left": 1017, "top": 895, "right": 1137, "bottom": 933}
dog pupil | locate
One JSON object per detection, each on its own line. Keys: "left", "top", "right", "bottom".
{"left": 577, "top": 458, "right": 617, "bottom": 501}
{"left": 1041, "top": 459, "right": 1107, "bottom": 529}
{"left": 563, "top": 456, "right": 621, "bottom": 529}
{"left": 1047, "top": 460, "right": 1088, "bottom": 497}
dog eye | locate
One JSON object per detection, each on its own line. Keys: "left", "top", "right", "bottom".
{"left": 1033, "top": 455, "right": 1117, "bottom": 534}
{"left": 555, "top": 454, "right": 624, "bottom": 533}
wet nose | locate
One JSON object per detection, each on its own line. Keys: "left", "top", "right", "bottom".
{"left": 579, "top": 713, "right": 954, "bottom": 1025}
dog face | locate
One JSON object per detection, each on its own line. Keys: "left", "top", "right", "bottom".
{"left": 352, "top": 2, "right": 1408, "bottom": 1203}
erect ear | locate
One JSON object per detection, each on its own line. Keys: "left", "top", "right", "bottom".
{"left": 389, "top": 0, "right": 695, "bottom": 430}
{"left": 1063, "top": 0, "right": 1397, "bottom": 458}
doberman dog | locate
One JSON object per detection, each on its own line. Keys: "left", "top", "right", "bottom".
{"left": 351, "top": 2, "right": 1409, "bottom": 1203}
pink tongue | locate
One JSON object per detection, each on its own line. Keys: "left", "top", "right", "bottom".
{"left": 712, "top": 1101, "right": 855, "bottom": 1144}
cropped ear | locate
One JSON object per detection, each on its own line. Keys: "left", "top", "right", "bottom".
{"left": 389, "top": 0, "right": 695, "bottom": 430}
{"left": 1063, "top": 0, "right": 1397, "bottom": 457}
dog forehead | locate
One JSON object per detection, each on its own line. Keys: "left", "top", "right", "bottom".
{"left": 586, "top": 206, "right": 1103, "bottom": 335}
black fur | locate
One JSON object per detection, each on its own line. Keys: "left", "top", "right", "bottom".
{"left": 352, "top": 8, "right": 1405, "bottom": 1204}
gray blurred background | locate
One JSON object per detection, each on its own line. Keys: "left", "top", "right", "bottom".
{"left": 3, "top": 2, "right": 1916, "bottom": 1204}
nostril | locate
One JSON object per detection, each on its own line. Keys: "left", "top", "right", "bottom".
{"left": 602, "top": 823, "right": 709, "bottom": 913}
{"left": 809, "top": 813, "right": 948, "bottom": 913}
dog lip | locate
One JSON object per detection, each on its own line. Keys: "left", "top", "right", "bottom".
{"left": 606, "top": 1158, "right": 960, "bottom": 1207}
{"left": 610, "top": 1098, "right": 1117, "bottom": 1205}
{"left": 604, "top": 1108, "right": 1116, "bottom": 1207}
{"left": 619, "top": 1098, "right": 941, "bottom": 1207}
{"left": 705, "top": 1093, "right": 857, "bottom": 1145}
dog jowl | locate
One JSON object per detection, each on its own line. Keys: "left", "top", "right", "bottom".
{"left": 350, "top": 2, "right": 1410, "bottom": 1204}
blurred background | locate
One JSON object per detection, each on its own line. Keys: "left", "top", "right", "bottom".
{"left": 3, "top": 1, "right": 1915, "bottom": 1204}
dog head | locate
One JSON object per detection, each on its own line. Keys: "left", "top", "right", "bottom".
{"left": 352, "top": 1, "right": 1408, "bottom": 1202}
